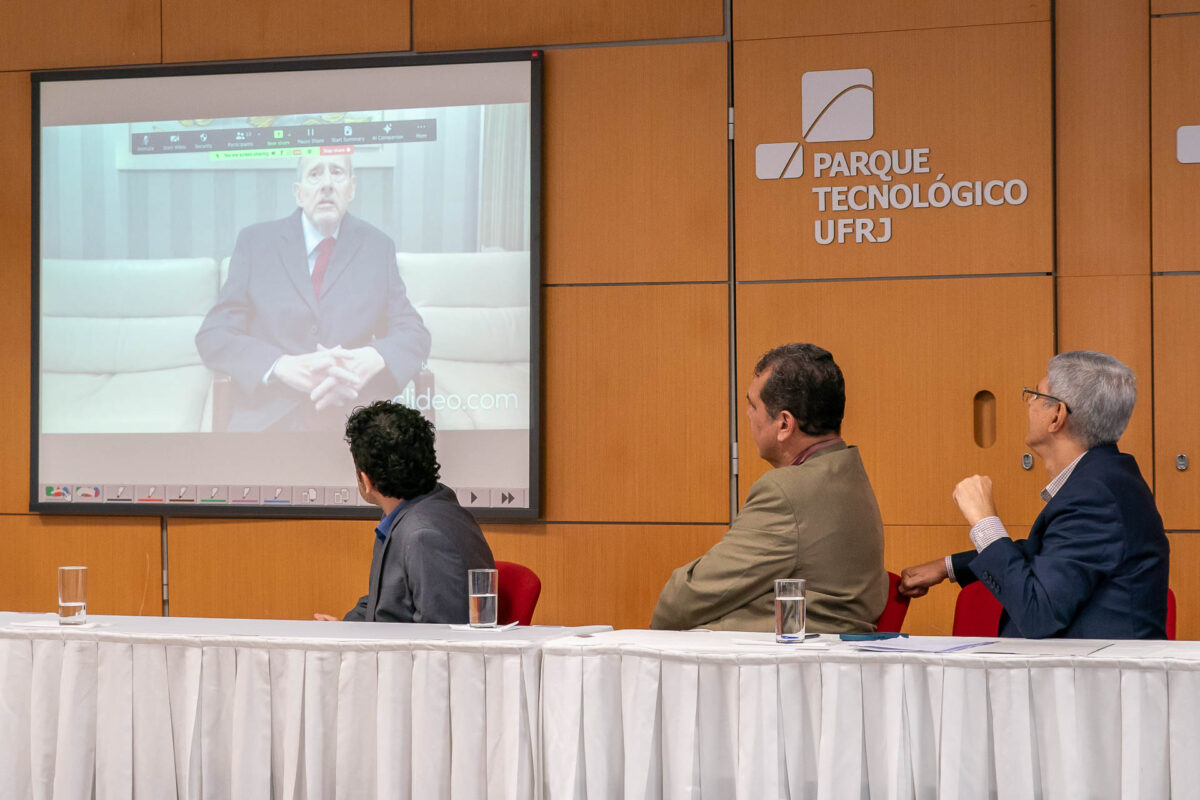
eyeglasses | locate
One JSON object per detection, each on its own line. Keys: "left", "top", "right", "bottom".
{"left": 1022, "top": 387, "right": 1071, "bottom": 414}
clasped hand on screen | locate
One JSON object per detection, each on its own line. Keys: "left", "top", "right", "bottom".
{"left": 273, "top": 344, "right": 386, "bottom": 411}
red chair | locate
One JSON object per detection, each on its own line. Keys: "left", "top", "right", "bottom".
{"left": 953, "top": 582, "right": 1179, "bottom": 640}
{"left": 952, "top": 581, "right": 1004, "bottom": 637}
{"left": 875, "top": 571, "right": 911, "bottom": 633}
{"left": 495, "top": 560, "right": 542, "bottom": 626}
{"left": 1167, "top": 588, "right": 1177, "bottom": 641}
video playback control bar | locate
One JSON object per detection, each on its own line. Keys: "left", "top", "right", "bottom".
{"left": 41, "top": 484, "right": 529, "bottom": 509}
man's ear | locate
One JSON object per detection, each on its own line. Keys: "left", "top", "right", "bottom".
{"left": 1047, "top": 404, "right": 1070, "bottom": 434}
{"left": 776, "top": 409, "right": 797, "bottom": 441}
{"left": 357, "top": 470, "right": 374, "bottom": 495}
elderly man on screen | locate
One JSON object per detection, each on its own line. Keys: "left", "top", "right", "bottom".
{"left": 899, "top": 351, "right": 1170, "bottom": 639}
{"left": 651, "top": 343, "right": 888, "bottom": 633}
{"left": 196, "top": 152, "right": 430, "bottom": 432}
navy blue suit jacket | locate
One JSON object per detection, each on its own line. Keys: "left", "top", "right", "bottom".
{"left": 951, "top": 445, "right": 1169, "bottom": 639}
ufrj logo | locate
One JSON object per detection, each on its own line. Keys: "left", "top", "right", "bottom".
{"left": 1179, "top": 126, "right": 1200, "bottom": 164}
{"left": 756, "top": 68, "right": 875, "bottom": 180}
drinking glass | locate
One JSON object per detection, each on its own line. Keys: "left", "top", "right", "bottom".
{"left": 468, "top": 568, "right": 499, "bottom": 628}
{"left": 774, "top": 578, "right": 806, "bottom": 642}
{"left": 58, "top": 566, "right": 87, "bottom": 625}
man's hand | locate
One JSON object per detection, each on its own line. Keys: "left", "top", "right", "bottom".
{"left": 274, "top": 345, "right": 387, "bottom": 411}
{"left": 325, "top": 345, "right": 387, "bottom": 391}
{"left": 313, "top": 613, "right": 339, "bottom": 621}
{"left": 952, "top": 475, "right": 997, "bottom": 527}
{"left": 898, "top": 558, "right": 950, "bottom": 598}
{"left": 272, "top": 351, "right": 338, "bottom": 393}
{"left": 310, "top": 375, "right": 359, "bottom": 411}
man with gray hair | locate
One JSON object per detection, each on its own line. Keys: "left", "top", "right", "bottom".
{"left": 899, "top": 351, "right": 1170, "bottom": 639}
{"left": 196, "top": 152, "right": 431, "bottom": 431}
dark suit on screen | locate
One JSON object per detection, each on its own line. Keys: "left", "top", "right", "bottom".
{"left": 951, "top": 445, "right": 1169, "bottom": 639}
{"left": 195, "top": 209, "right": 431, "bottom": 431}
{"left": 344, "top": 484, "right": 495, "bottom": 623}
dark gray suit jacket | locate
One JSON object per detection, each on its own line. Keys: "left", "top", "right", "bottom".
{"left": 195, "top": 209, "right": 431, "bottom": 431}
{"left": 344, "top": 484, "right": 495, "bottom": 623}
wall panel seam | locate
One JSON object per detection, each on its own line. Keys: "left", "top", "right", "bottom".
{"left": 737, "top": 272, "right": 1051, "bottom": 286}
{"left": 732, "top": 18, "right": 1052, "bottom": 45}
{"left": 544, "top": 280, "right": 728, "bottom": 288}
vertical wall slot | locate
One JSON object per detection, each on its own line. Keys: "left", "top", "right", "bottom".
{"left": 973, "top": 390, "right": 996, "bottom": 448}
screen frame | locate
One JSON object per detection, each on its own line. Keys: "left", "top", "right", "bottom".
{"left": 29, "top": 49, "right": 543, "bottom": 521}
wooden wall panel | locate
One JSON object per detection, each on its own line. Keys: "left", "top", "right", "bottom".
{"left": 543, "top": 284, "right": 729, "bottom": 523}
{"left": 1056, "top": 0, "right": 1150, "bottom": 278}
{"left": 544, "top": 44, "right": 728, "bottom": 285}
{"left": 161, "top": 0, "right": 410, "bottom": 63}
{"left": 1152, "top": 274, "right": 1200, "bottom": 529}
{"left": 736, "top": 276, "right": 1054, "bottom": 527}
{"left": 1152, "top": 1, "right": 1200, "bottom": 12}
{"left": 734, "top": 0, "right": 1047, "bottom": 41}
{"left": 1168, "top": 532, "right": 1200, "bottom": 640}
{"left": 0, "top": 0, "right": 160, "bottom": 71}
{"left": 1152, "top": 15, "right": 1200, "bottom": 271}
{"left": 168, "top": 518, "right": 725, "bottom": 629}
{"left": 1056, "top": 276, "right": 1153, "bottom": 476}
{"left": 734, "top": 23, "right": 1052, "bottom": 281}
{"left": 0, "top": 515, "right": 161, "bottom": 615}
{"left": 0, "top": 73, "right": 32, "bottom": 515}
{"left": 883, "top": 525, "right": 965, "bottom": 636}
{"left": 413, "top": 0, "right": 722, "bottom": 51}
{"left": 168, "top": 518, "right": 369, "bottom": 619}
{"left": 482, "top": 523, "right": 726, "bottom": 628}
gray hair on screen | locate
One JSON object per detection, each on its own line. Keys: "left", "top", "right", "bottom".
{"left": 1046, "top": 351, "right": 1136, "bottom": 449}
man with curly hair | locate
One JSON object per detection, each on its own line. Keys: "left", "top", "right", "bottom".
{"left": 316, "top": 400, "right": 494, "bottom": 623}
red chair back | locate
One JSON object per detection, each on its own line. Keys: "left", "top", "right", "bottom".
{"left": 1167, "top": 587, "right": 1177, "bottom": 641}
{"left": 495, "top": 560, "right": 542, "bottom": 626}
{"left": 875, "top": 572, "right": 911, "bottom": 633}
{"left": 952, "top": 581, "right": 1004, "bottom": 637}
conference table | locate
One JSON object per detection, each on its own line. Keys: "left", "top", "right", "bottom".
{"left": 0, "top": 612, "right": 607, "bottom": 800}
{"left": 540, "top": 629, "right": 1200, "bottom": 800}
{"left": 8, "top": 617, "right": 1200, "bottom": 800}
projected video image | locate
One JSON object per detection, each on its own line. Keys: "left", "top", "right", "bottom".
{"left": 34, "top": 57, "right": 539, "bottom": 516}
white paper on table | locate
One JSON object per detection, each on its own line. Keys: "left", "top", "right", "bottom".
{"left": 731, "top": 638, "right": 832, "bottom": 649}
{"left": 851, "top": 636, "right": 995, "bottom": 653}
{"left": 7, "top": 620, "right": 107, "bottom": 629}
{"left": 970, "top": 639, "right": 1110, "bottom": 657}
{"left": 448, "top": 621, "right": 520, "bottom": 632}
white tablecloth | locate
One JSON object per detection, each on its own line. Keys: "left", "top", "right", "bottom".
{"left": 0, "top": 612, "right": 608, "bottom": 800}
{"left": 540, "top": 629, "right": 1200, "bottom": 800}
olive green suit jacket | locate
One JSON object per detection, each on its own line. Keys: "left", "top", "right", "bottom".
{"left": 651, "top": 443, "right": 888, "bottom": 633}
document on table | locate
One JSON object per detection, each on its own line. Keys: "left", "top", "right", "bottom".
{"left": 970, "top": 639, "right": 1111, "bottom": 657}
{"left": 851, "top": 636, "right": 995, "bottom": 653}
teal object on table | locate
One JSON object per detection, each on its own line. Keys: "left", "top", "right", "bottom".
{"left": 839, "top": 632, "right": 909, "bottom": 641}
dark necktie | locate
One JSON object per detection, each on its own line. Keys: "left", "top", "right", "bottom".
{"left": 311, "top": 237, "right": 335, "bottom": 299}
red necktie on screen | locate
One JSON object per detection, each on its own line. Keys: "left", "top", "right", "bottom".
{"left": 311, "top": 237, "right": 335, "bottom": 299}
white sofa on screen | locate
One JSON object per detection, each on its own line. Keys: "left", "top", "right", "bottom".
{"left": 395, "top": 250, "right": 531, "bottom": 430}
{"left": 40, "top": 257, "right": 219, "bottom": 433}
